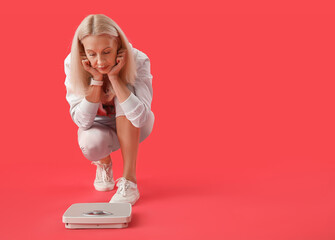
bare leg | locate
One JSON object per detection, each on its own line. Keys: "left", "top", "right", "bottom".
{"left": 116, "top": 116, "right": 140, "bottom": 184}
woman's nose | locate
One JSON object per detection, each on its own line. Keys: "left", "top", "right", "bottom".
{"left": 97, "top": 55, "right": 106, "bottom": 66}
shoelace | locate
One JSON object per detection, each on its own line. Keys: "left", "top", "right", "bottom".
{"left": 115, "top": 177, "right": 130, "bottom": 197}
{"left": 92, "top": 162, "right": 112, "bottom": 183}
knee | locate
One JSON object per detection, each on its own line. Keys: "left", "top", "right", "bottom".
{"left": 78, "top": 127, "right": 113, "bottom": 161}
{"left": 79, "top": 143, "right": 105, "bottom": 161}
{"left": 139, "top": 112, "right": 155, "bottom": 143}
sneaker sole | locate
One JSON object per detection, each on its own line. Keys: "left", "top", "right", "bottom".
{"left": 94, "top": 185, "right": 115, "bottom": 192}
{"left": 109, "top": 194, "right": 140, "bottom": 205}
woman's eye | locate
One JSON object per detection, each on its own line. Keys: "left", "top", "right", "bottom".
{"left": 88, "top": 52, "right": 109, "bottom": 56}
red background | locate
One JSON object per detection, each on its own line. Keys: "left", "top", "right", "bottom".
{"left": 0, "top": 1, "right": 335, "bottom": 239}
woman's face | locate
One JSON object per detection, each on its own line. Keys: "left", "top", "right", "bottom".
{"left": 81, "top": 34, "right": 119, "bottom": 74}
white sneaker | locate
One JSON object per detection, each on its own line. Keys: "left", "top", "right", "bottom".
{"left": 91, "top": 161, "right": 115, "bottom": 191}
{"left": 109, "top": 177, "right": 140, "bottom": 205}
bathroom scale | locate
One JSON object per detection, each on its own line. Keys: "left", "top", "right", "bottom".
{"left": 62, "top": 202, "right": 132, "bottom": 229}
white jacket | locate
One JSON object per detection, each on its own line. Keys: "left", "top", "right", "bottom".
{"left": 64, "top": 43, "right": 154, "bottom": 130}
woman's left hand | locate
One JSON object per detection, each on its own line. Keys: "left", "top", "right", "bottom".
{"left": 107, "top": 48, "right": 127, "bottom": 82}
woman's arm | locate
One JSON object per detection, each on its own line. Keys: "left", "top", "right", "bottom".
{"left": 85, "top": 85, "right": 103, "bottom": 103}
{"left": 113, "top": 55, "right": 154, "bottom": 128}
{"left": 64, "top": 54, "right": 101, "bottom": 130}
{"left": 109, "top": 76, "right": 131, "bottom": 103}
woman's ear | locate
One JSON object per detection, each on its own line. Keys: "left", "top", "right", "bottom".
{"left": 80, "top": 51, "right": 88, "bottom": 61}
{"left": 116, "top": 45, "right": 122, "bottom": 54}
{"left": 116, "top": 36, "right": 122, "bottom": 51}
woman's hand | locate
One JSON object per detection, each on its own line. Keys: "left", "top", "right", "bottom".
{"left": 81, "top": 59, "right": 103, "bottom": 81}
{"left": 107, "top": 48, "right": 127, "bottom": 82}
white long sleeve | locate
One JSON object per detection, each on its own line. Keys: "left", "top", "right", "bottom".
{"left": 64, "top": 44, "right": 154, "bottom": 130}
{"left": 64, "top": 54, "right": 99, "bottom": 130}
{"left": 115, "top": 55, "right": 154, "bottom": 128}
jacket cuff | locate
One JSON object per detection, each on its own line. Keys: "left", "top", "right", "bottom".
{"left": 120, "top": 92, "right": 140, "bottom": 114}
{"left": 80, "top": 97, "right": 100, "bottom": 114}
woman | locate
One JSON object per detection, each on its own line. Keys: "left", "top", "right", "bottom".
{"left": 64, "top": 14, "right": 155, "bottom": 206}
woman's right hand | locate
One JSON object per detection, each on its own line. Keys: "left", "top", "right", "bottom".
{"left": 81, "top": 59, "right": 103, "bottom": 81}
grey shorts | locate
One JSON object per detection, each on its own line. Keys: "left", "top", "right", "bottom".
{"left": 77, "top": 111, "right": 154, "bottom": 161}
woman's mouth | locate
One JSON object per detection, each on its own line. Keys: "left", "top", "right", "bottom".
{"left": 98, "top": 66, "right": 109, "bottom": 70}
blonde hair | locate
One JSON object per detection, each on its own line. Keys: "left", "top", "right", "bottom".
{"left": 69, "top": 14, "right": 137, "bottom": 103}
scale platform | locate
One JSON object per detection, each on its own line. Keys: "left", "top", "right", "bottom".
{"left": 62, "top": 203, "right": 132, "bottom": 229}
